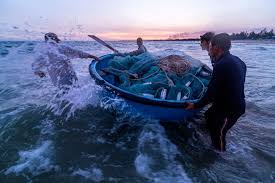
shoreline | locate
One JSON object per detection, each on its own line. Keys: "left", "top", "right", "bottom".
{"left": 147, "top": 39, "right": 275, "bottom": 43}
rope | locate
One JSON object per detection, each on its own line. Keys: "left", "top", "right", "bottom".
{"left": 129, "top": 68, "right": 161, "bottom": 81}
{"left": 164, "top": 70, "right": 175, "bottom": 86}
{"left": 184, "top": 73, "right": 206, "bottom": 98}
{"left": 103, "top": 68, "right": 138, "bottom": 78}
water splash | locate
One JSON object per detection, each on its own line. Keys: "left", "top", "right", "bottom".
{"left": 72, "top": 167, "right": 103, "bottom": 182}
{"left": 5, "top": 140, "right": 58, "bottom": 176}
{"left": 46, "top": 77, "right": 102, "bottom": 120}
{"left": 135, "top": 123, "right": 193, "bottom": 183}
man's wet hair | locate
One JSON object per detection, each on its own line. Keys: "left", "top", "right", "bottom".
{"left": 44, "top": 32, "right": 61, "bottom": 43}
{"left": 137, "top": 37, "right": 143, "bottom": 42}
{"left": 211, "top": 33, "right": 231, "bottom": 52}
{"left": 200, "top": 32, "right": 215, "bottom": 42}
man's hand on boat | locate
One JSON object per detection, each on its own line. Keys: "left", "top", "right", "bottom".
{"left": 34, "top": 71, "right": 46, "bottom": 78}
{"left": 88, "top": 55, "right": 100, "bottom": 61}
{"left": 185, "top": 102, "right": 195, "bottom": 110}
{"left": 114, "top": 51, "right": 126, "bottom": 57}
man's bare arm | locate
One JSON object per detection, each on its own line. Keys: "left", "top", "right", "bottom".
{"left": 59, "top": 45, "right": 100, "bottom": 60}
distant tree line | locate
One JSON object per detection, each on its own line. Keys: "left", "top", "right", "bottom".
{"left": 230, "top": 28, "right": 275, "bottom": 40}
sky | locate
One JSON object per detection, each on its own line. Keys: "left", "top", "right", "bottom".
{"left": 1, "top": 0, "right": 275, "bottom": 40}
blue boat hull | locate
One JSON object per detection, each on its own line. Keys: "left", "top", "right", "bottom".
{"left": 123, "top": 99, "right": 196, "bottom": 121}
{"left": 89, "top": 54, "right": 201, "bottom": 121}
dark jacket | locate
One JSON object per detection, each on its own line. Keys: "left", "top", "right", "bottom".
{"left": 195, "top": 51, "right": 246, "bottom": 115}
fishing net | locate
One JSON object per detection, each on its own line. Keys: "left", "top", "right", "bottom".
{"left": 157, "top": 55, "right": 190, "bottom": 75}
{"left": 102, "top": 53, "right": 211, "bottom": 101}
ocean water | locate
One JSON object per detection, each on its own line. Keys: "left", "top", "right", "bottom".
{"left": 0, "top": 40, "right": 274, "bottom": 183}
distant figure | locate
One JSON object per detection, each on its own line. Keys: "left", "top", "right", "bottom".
{"left": 200, "top": 32, "right": 215, "bottom": 66}
{"left": 186, "top": 33, "right": 247, "bottom": 152}
{"left": 32, "top": 32, "right": 99, "bottom": 89}
{"left": 125, "top": 37, "right": 147, "bottom": 56}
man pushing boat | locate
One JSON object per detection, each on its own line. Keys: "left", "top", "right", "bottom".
{"left": 32, "top": 32, "right": 99, "bottom": 90}
{"left": 186, "top": 33, "right": 246, "bottom": 152}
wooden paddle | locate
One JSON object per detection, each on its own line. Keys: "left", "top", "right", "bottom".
{"left": 88, "top": 35, "right": 120, "bottom": 53}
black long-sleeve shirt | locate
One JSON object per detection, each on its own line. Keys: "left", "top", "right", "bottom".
{"left": 195, "top": 51, "right": 246, "bottom": 114}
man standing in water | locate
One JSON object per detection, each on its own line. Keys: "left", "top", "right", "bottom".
{"left": 200, "top": 32, "right": 215, "bottom": 66}
{"left": 186, "top": 33, "right": 246, "bottom": 152}
{"left": 32, "top": 32, "right": 99, "bottom": 89}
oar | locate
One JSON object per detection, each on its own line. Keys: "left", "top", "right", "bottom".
{"left": 88, "top": 35, "right": 119, "bottom": 53}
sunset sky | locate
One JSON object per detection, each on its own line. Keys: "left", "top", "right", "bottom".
{"left": 1, "top": 0, "right": 275, "bottom": 40}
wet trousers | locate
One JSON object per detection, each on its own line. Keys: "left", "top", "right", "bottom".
{"left": 205, "top": 107, "right": 243, "bottom": 151}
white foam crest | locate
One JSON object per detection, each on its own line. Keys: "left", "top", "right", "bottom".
{"left": 135, "top": 154, "right": 153, "bottom": 177}
{"left": 135, "top": 123, "right": 193, "bottom": 183}
{"left": 99, "top": 96, "right": 156, "bottom": 127}
{"left": 72, "top": 167, "right": 103, "bottom": 182}
{"left": 5, "top": 140, "right": 58, "bottom": 175}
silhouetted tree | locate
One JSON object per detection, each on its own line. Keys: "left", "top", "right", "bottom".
{"left": 230, "top": 28, "right": 275, "bottom": 40}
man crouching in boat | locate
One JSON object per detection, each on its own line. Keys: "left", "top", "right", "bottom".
{"left": 32, "top": 32, "right": 99, "bottom": 90}
{"left": 186, "top": 33, "right": 246, "bottom": 152}
{"left": 118, "top": 37, "right": 147, "bottom": 56}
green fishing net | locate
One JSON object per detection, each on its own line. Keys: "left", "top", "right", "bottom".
{"left": 103, "top": 53, "right": 211, "bottom": 101}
